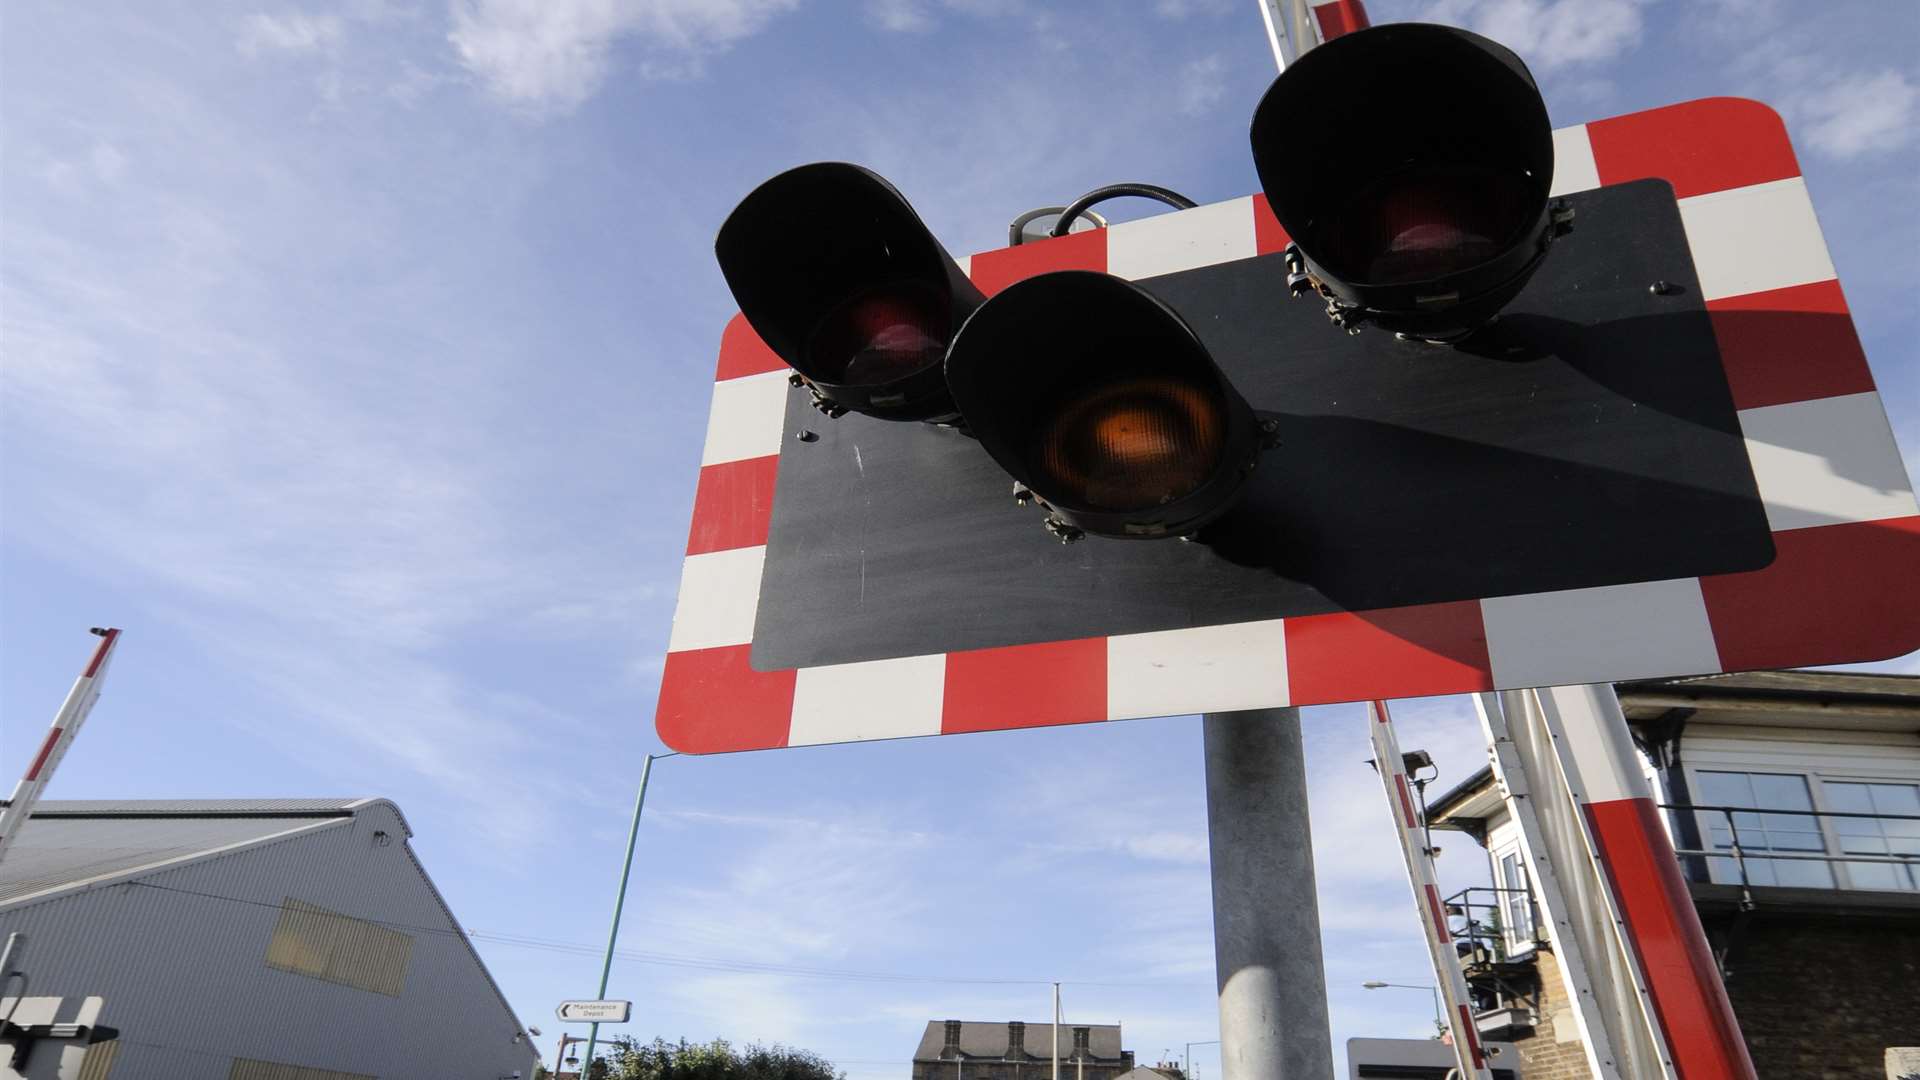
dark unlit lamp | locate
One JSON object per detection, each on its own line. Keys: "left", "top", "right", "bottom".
{"left": 1250, "top": 23, "right": 1567, "bottom": 340}
{"left": 715, "top": 162, "right": 984, "bottom": 423}
{"left": 945, "top": 271, "right": 1263, "bottom": 542}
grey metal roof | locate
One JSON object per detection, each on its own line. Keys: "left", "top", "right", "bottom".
{"left": 912, "top": 1021, "right": 1125, "bottom": 1062}
{"left": 1616, "top": 670, "right": 1920, "bottom": 700}
{"left": 3, "top": 797, "right": 411, "bottom": 831}
{"left": 0, "top": 799, "right": 394, "bottom": 906}
{"left": 1424, "top": 764, "right": 1500, "bottom": 828}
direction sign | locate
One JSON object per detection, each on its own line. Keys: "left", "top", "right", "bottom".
{"left": 658, "top": 97, "right": 1918, "bottom": 753}
{"left": 556, "top": 1000, "right": 631, "bottom": 1023}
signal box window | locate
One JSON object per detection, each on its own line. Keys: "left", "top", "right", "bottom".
{"left": 1693, "top": 771, "right": 1833, "bottom": 888}
{"left": 1825, "top": 781, "right": 1920, "bottom": 891}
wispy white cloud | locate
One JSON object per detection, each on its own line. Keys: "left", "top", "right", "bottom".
{"left": 1419, "top": 0, "right": 1647, "bottom": 69}
{"left": 640, "top": 801, "right": 932, "bottom": 963}
{"left": 1154, "top": 0, "right": 1235, "bottom": 18}
{"left": 863, "top": 0, "right": 1058, "bottom": 35}
{"left": 1792, "top": 69, "right": 1917, "bottom": 160}
{"left": 866, "top": 0, "right": 936, "bottom": 32}
{"left": 448, "top": 0, "right": 800, "bottom": 111}
{"left": 237, "top": 10, "right": 345, "bottom": 55}
{"left": 88, "top": 142, "right": 128, "bottom": 184}
{"left": 1177, "top": 54, "right": 1228, "bottom": 116}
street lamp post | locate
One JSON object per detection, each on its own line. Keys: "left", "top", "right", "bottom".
{"left": 552, "top": 1033, "right": 586, "bottom": 1077}
{"left": 578, "top": 751, "right": 678, "bottom": 1074}
{"left": 1361, "top": 981, "right": 1445, "bottom": 1037}
{"left": 1185, "top": 1040, "right": 1220, "bottom": 1078}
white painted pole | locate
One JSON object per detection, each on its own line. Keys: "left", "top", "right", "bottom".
{"left": 1256, "top": 0, "right": 1294, "bottom": 72}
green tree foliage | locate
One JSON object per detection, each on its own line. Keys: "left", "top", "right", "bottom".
{"left": 594, "top": 1037, "right": 845, "bottom": 1080}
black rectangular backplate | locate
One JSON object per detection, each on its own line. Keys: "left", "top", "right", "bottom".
{"left": 752, "top": 179, "right": 1774, "bottom": 671}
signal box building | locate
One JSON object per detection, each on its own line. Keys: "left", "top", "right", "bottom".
{"left": 0, "top": 798, "right": 539, "bottom": 1079}
{"left": 911, "top": 1021, "right": 1135, "bottom": 1080}
{"left": 1424, "top": 672, "right": 1920, "bottom": 1080}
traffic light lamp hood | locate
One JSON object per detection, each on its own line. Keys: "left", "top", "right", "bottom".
{"left": 945, "top": 271, "right": 1262, "bottom": 542}
{"left": 715, "top": 162, "right": 985, "bottom": 422}
{"left": 1250, "top": 23, "right": 1566, "bottom": 340}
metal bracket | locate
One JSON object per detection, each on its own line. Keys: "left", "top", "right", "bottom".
{"left": 788, "top": 375, "right": 848, "bottom": 420}
{"left": 1550, "top": 198, "right": 1576, "bottom": 239}
{"left": 1283, "top": 243, "right": 1367, "bottom": 334}
{"left": 1042, "top": 515, "right": 1084, "bottom": 544}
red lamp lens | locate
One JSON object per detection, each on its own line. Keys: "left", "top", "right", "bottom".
{"left": 807, "top": 284, "right": 949, "bottom": 386}
{"left": 1317, "top": 166, "right": 1534, "bottom": 286}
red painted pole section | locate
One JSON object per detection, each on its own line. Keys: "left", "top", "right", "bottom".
{"left": 1540, "top": 685, "right": 1756, "bottom": 1080}
{"left": 1310, "top": 0, "right": 1370, "bottom": 41}
{"left": 1586, "top": 798, "right": 1757, "bottom": 1079}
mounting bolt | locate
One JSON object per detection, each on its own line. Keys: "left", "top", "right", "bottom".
{"left": 1012, "top": 483, "right": 1034, "bottom": 507}
{"left": 788, "top": 372, "right": 806, "bottom": 388}
{"left": 1550, "top": 199, "right": 1576, "bottom": 237}
{"left": 795, "top": 429, "right": 818, "bottom": 443}
{"left": 1649, "top": 280, "right": 1682, "bottom": 296}
{"left": 1043, "top": 517, "right": 1084, "bottom": 544}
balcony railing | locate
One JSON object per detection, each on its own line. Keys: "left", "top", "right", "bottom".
{"left": 1661, "top": 802, "right": 1920, "bottom": 904}
{"left": 1443, "top": 885, "right": 1546, "bottom": 962}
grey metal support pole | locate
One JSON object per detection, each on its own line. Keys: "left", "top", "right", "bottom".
{"left": 579, "top": 751, "right": 674, "bottom": 1074}
{"left": 1203, "top": 708, "right": 1333, "bottom": 1080}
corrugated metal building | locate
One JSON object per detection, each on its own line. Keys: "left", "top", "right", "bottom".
{"left": 0, "top": 798, "right": 539, "bottom": 1079}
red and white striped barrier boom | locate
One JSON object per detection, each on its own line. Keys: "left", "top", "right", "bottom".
{"left": 1258, "top": 0, "right": 1370, "bottom": 70}
{"left": 1476, "top": 686, "right": 1758, "bottom": 1080}
{"left": 1367, "top": 700, "right": 1494, "bottom": 1080}
{"left": 0, "top": 628, "right": 122, "bottom": 866}
{"left": 1532, "top": 685, "right": 1755, "bottom": 1080}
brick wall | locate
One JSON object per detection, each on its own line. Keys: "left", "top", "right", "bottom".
{"left": 1496, "top": 910, "right": 1920, "bottom": 1080}
{"left": 1707, "top": 910, "right": 1920, "bottom": 1080}
{"left": 1506, "top": 949, "right": 1596, "bottom": 1080}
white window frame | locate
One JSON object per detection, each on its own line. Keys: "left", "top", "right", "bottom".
{"left": 1489, "top": 837, "right": 1537, "bottom": 957}
{"left": 1807, "top": 773, "right": 1920, "bottom": 892}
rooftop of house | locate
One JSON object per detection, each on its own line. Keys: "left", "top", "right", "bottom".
{"left": 912, "top": 1021, "right": 1125, "bottom": 1062}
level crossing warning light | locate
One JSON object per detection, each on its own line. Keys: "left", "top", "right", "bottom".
{"left": 1251, "top": 24, "right": 1567, "bottom": 340}
{"left": 944, "top": 271, "right": 1263, "bottom": 541}
{"left": 669, "top": 44, "right": 1919, "bottom": 753}
{"left": 715, "top": 162, "right": 985, "bottom": 424}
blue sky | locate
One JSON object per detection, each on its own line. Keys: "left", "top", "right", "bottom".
{"left": 3, "top": 0, "right": 1916, "bottom": 1077}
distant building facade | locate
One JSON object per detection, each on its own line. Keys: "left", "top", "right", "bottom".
{"left": 1425, "top": 672, "right": 1920, "bottom": 1080}
{"left": 0, "top": 798, "right": 539, "bottom": 1079}
{"left": 911, "top": 1021, "right": 1135, "bottom": 1080}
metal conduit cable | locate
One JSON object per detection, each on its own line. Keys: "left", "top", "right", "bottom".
{"left": 1047, "top": 183, "right": 1198, "bottom": 238}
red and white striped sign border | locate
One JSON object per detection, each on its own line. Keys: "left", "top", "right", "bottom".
{"left": 658, "top": 98, "right": 1920, "bottom": 754}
